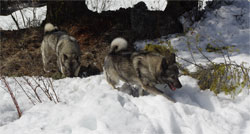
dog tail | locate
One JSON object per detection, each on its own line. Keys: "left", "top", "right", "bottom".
{"left": 110, "top": 37, "right": 128, "bottom": 54}
{"left": 44, "top": 23, "right": 58, "bottom": 34}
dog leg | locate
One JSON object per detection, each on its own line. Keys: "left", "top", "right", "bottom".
{"left": 104, "top": 71, "right": 118, "bottom": 90}
{"left": 138, "top": 88, "right": 144, "bottom": 96}
{"left": 74, "top": 65, "right": 81, "bottom": 77}
{"left": 42, "top": 55, "right": 50, "bottom": 72}
{"left": 57, "top": 56, "right": 66, "bottom": 76}
{"left": 142, "top": 84, "right": 176, "bottom": 103}
{"left": 41, "top": 43, "right": 51, "bottom": 73}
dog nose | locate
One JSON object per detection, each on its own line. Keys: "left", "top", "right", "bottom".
{"left": 175, "top": 80, "right": 182, "bottom": 88}
{"left": 176, "top": 83, "right": 182, "bottom": 88}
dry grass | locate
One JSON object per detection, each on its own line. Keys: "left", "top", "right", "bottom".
{"left": 0, "top": 24, "right": 110, "bottom": 78}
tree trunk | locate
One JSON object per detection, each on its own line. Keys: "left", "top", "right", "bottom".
{"left": 164, "top": 0, "right": 198, "bottom": 18}
{"left": 45, "top": 0, "right": 89, "bottom": 25}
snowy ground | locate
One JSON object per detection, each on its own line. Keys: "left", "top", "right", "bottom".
{"left": 0, "top": 75, "right": 249, "bottom": 134}
{"left": 0, "top": 0, "right": 250, "bottom": 134}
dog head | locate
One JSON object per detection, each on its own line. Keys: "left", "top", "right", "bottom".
{"left": 61, "top": 53, "right": 81, "bottom": 77}
{"left": 159, "top": 54, "right": 182, "bottom": 91}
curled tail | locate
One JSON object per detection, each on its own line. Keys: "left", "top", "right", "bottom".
{"left": 44, "top": 23, "right": 58, "bottom": 34}
{"left": 110, "top": 37, "right": 128, "bottom": 54}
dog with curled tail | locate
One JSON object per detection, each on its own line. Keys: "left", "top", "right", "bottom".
{"left": 41, "top": 23, "right": 81, "bottom": 77}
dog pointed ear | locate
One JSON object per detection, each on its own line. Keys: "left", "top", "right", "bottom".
{"left": 161, "top": 58, "right": 168, "bottom": 69}
{"left": 170, "top": 53, "right": 176, "bottom": 63}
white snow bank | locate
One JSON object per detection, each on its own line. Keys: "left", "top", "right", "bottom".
{"left": 0, "top": 75, "right": 249, "bottom": 134}
{"left": 0, "top": 6, "right": 46, "bottom": 30}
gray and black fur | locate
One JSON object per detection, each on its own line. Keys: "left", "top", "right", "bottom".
{"left": 103, "top": 37, "right": 182, "bottom": 102}
{"left": 41, "top": 23, "right": 81, "bottom": 77}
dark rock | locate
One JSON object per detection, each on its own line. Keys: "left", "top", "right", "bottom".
{"left": 130, "top": 2, "right": 159, "bottom": 39}
{"left": 79, "top": 65, "right": 101, "bottom": 77}
{"left": 164, "top": 0, "right": 198, "bottom": 18}
{"left": 130, "top": 2, "right": 183, "bottom": 40}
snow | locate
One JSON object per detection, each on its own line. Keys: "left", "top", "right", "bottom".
{"left": 1, "top": 75, "right": 249, "bottom": 134}
{"left": 1, "top": 0, "right": 250, "bottom": 134}
{"left": 0, "top": 6, "right": 46, "bottom": 30}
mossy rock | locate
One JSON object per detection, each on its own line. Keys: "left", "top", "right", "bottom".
{"left": 144, "top": 44, "right": 176, "bottom": 64}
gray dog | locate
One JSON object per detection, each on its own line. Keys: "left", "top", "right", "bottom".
{"left": 41, "top": 23, "right": 81, "bottom": 77}
{"left": 103, "top": 37, "right": 182, "bottom": 102}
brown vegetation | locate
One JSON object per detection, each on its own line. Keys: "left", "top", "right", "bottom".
{"left": 0, "top": 23, "right": 108, "bottom": 78}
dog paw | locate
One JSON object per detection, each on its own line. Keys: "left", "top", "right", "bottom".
{"left": 43, "top": 68, "right": 50, "bottom": 73}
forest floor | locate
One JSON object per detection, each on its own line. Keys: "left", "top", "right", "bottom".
{"left": 0, "top": 22, "right": 111, "bottom": 78}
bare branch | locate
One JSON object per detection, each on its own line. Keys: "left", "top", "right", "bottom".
{"left": 0, "top": 77, "right": 22, "bottom": 118}
{"left": 13, "top": 77, "right": 36, "bottom": 105}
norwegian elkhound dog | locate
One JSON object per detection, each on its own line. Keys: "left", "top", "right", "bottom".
{"left": 41, "top": 23, "right": 81, "bottom": 77}
{"left": 103, "top": 37, "right": 182, "bottom": 102}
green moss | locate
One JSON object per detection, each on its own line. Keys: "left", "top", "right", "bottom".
{"left": 190, "top": 63, "right": 250, "bottom": 98}
{"left": 144, "top": 44, "right": 169, "bottom": 54}
{"left": 144, "top": 41, "right": 177, "bottom": 55}
{"left": 206, "top": 43, "right": 236, "bottom": 53}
